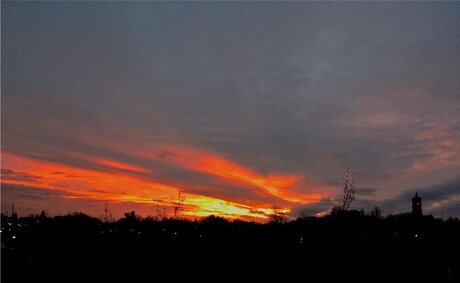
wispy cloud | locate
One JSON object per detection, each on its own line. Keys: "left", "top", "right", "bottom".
{"left": 1, "top": 169, "right": 42, "bottom": 182}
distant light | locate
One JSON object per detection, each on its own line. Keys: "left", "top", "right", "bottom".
{"left": 199, "top": 234, "right": 203, "bottom": 238}
{"left": 12, "top": 236, "right": 16, "bottom": 239}
{"left": 174, "top": 232, "right": 178, "bottom": 235}
{"left": 415, "top": 234, "right": 418, "bottom": 238}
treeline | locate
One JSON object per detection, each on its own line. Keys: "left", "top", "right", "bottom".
{"left": 2, "top": 209, "right": 460, "bottom": 283}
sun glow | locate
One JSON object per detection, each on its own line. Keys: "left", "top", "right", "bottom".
{"left": 2, "top": 152, "right": 318, "bottom": 221}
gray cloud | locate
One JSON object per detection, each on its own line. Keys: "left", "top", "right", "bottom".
{"left": 402, "top": 178, "right": 460, "bottom": 203}
{"left": 1, "top": 183, "right": 74, "bottom": 202}
{"left": 290, "top": 197, "right": 339, "bottom": 218}
{"left": 1, "top": 169, "right": 42, "bottom": 182}
{"left": 2, "top": 2, "right": 460, "bottom": 217}
{"left": 356, "top": 187, "right": 377, "bottom": 197}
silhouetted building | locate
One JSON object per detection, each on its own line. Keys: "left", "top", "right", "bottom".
{"left": 412, "top": 192, "right": 422, "bottom": 217}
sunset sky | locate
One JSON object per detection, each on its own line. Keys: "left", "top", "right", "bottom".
{"left": 2, "top": 2, "right": 460, "bottom": 221}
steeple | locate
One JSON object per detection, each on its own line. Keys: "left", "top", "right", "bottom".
{"left": 412, "top": 192, "right": 422, "bottom": 217}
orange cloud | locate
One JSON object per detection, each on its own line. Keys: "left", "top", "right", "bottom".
{"left": 141, "top": 146, "right": 324, "bottom": 204}
{"left": 1, "top": 152, "right": 308, "bottom": 221}
{"left": 92, "top": 158, "right": 148, "bottom": 173}
{"left": 409, "top": 130, "right": 460, "bottom": 172}
{"left": 1, "top": 153, "right": 174, "bottom": 201}
{"left": 2, "top": 141, "right": 330, "bottom": 221}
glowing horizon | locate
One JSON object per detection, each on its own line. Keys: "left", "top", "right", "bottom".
{"left": 1, "top": 148, "right": 327, "bottom": 221}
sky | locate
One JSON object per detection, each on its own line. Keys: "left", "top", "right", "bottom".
{"left": 2, "top": 2, "right": 460, "bottom": 221}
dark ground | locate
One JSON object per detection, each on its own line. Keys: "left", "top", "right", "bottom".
{"left": 2, "top": 211, "right": 460, "bottom": 283}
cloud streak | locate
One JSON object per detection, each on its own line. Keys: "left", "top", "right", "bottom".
{"left": 2, "top": 146, "right": 328, "bottom": 220}
{"left": 2, "top": 2, "right": 460, "bottom": 219}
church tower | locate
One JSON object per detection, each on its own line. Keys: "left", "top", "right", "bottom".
{"left": 412, "top": 192, "right": 422, "bottom": 217}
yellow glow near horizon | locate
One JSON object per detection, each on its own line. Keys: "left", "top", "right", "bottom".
{"left": 1, "top": 152, "right": 314, "bottom": 221}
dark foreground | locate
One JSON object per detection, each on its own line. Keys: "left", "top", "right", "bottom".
{"left": 2, "top": 212, "right": 460, "bottom": 283}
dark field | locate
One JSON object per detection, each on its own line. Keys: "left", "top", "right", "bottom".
{"left": 2, "top": 212, "right": 460, "bottom": 283}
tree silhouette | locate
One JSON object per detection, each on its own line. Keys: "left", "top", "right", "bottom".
{"left": 370, "top": 206, "right": 382, "bottom": 218}
{"left": 124, "top": 211, "right": 138, "bottom": 221}
{"left": 39, "top": 210, "right": 48, "bottom": 220}
{"left": 155, "top": 204, "right": 168, "bottom": 220}
{"left": 102, "top": 202, "right": 114, "bottom": 223}
{"left": 269, "top": 205, "right": 286, "bottom": 224}
{"left": 342, "top": 167, "right": 356, "bottom": 210}
{"left": 3, "top": 205, "right": 460, "bottom": 283}
{"left": 11, "top": 203, "right": 17, "bottom": 220}
{"left": 297, "top": 204, "right": 309, "bottom": 219}
{"left": 330, "top": 205, "right": 343, "bottom": 215}
{"left": 173, "top": 189, "right": 185, "bottom": 220}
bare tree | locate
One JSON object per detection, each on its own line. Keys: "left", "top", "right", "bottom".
{"left": 102, "top": 202, "right": 114, "bottom": 223}
{"left": 268, "top": 205, "right": 286, "bottom": 224}
{"left": 370, "top": 206, "right": 382, "bottom": 218}
{"left": 297, "top": 204, "right": 309, "bottom": 219}
{"left": 155, "top": 204, "right": 168, "bottom": 220}
{"left": 173, "top": 189, "right": 185, "bottom": 220}
{"left": 342, "top": 166, "right": 356, "bottom": 210}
